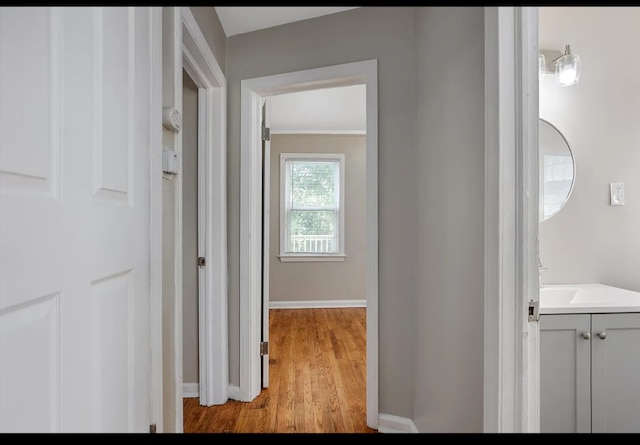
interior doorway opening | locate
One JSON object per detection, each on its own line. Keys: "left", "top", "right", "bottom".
{"left": 239, "top": 60, "right": 379, "bottom": 429}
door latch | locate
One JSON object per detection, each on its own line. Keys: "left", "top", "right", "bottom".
{"left": 528, "top": 300, "right": 539, "bottom": 322}
{"left": 198, "top": 257, "right": 206, "bottom": 267}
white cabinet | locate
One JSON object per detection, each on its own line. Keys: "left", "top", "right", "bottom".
{"left": 540, "top": 312, "right": 640, "bottom": 433}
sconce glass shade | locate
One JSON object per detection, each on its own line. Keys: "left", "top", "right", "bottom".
{"left": 539, "top": 54, "right": 546, "bottom": 81}
{"left": 555, "top": 45, "right": 581, "bottom": 86}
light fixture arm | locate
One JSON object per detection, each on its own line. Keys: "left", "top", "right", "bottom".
{"left": 550, "top": 44, "right": 572, "bottom": 64}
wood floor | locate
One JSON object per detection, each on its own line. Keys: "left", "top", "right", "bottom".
{"left": 183, "top": 307, "right": 377, "bottom": 433}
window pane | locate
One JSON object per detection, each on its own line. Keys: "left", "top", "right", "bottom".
{"left": 290, "top": 161, "right": 337, "bottom": 208}
{"left": 288, "top": 210, "right": 337, "bottom": 253}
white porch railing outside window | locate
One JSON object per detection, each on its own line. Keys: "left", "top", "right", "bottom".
{"left": 289, "top": 234, "right": 336, "bottom": 253}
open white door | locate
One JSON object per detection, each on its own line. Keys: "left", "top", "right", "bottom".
{"left": 0, "top": 7, "right": 155, "bottom": 432}
{"left": 261, "top": 99, "right": 271, "bottom": 388}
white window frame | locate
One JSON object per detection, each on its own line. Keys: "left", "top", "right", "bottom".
{"left": 279, "top": 152, "right": 346, "bottom": 262}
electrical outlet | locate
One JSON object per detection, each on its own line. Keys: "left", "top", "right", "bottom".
{"left": 610, "top": 182, "right": 625, "bottom": 206}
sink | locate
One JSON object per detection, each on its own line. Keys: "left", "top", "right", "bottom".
{"left": 539, "top": 284, "right": 640, "bottom": 314}
{"left": 539, "top": 287, "right": 578, "bottom": 307}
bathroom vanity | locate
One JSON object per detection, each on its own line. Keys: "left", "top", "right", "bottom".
{"left": 539, "top": 284, "right": 640, "bottom": 433}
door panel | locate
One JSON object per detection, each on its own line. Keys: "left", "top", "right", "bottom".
{"left": 0, "top": 7, "right": 60, "bottom": 198}
{"left": 0, "top": 6, "right": 153, "bottom": 433}
{"left": 0, "top": 294, "right": 60, "bottom": 432}
{"left": 591, "top": 313, "right": 640, "bottom": 433}
{"left": 539, "top": 314, "right": 591, "bottom": 433}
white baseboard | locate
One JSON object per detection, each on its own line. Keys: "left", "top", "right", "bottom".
{"left": 227, "top": 384, "right": 241, "bottom": 401}
{"left": 269, "top": 299, "right": 366, "bottom": 309}
{"left": 378, "top": 414, "right": 419, "bottom": 433}
{"left": 183, "top": 383, "right": 199, "bottom": 398}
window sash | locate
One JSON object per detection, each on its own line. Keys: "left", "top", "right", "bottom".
{"left": 282, "top": 156, "right": 343, "bottom": 256}
{"left": 285, "top": 208, "right": 340, "bottom": 254}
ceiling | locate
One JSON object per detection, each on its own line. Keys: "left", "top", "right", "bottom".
{"left": 269, "top": 85, "right": 366, "bottom": 133}
{"left": 214, "top": 7, "right": 360, "bottom": 37}
{"left": 213, "top": 7, "right": 365, "bottom": 132}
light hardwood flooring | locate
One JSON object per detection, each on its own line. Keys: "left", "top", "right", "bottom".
{"left": 183, "top": 307, "right": 377, "bottom": 433}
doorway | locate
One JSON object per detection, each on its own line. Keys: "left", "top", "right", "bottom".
{"left": 239, "top": 60, "right": 379, "bottom": 429}
{"left": 265, "top": 85, "right": 369, "bottom": 429}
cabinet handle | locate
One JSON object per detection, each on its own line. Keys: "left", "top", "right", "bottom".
{"left": 581, "top": 332, "right": 590, "bottom": 340}
{"left": 597, "top": 331, "right": 606, "bottom": 340}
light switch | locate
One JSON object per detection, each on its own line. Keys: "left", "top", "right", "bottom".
{"left": 610, "top": 182, "right": 625, "bottom": 206}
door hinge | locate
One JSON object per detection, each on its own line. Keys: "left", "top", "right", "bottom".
{"left": 261, "top": 126, "right": 270, "bottom": 141}
{"left": 150, "top": 424, "right": 157, "bottom": 434}
{"left": 260, "top": 341, "right": 269, "bottom": 356}
{"left": 198, "top": 257, "right": 206, "bottom": 267}
{"left": 528, "top": 300, "right": 539, "bottom": 322}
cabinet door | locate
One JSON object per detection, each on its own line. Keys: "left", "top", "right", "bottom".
{"left": 540, "top": 314, "right": 591, "bottom": 433}
{"left": 591, "top": 313, "right": 640, "bottom": 433}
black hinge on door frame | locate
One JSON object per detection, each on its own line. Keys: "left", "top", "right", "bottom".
{"left": 260, "top": 341, "right": 269, "bottom": 356}
{"left": 261, "top": 126, "right": 270, "bottom": 141}
{"left": 150, "top": 424, "right": 157, "bottom": 434}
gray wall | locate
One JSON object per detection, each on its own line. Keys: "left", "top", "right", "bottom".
{"left": 190, "top": 7, "right": 226, "bottom": 73}
{"left": 182, "top": 71, "right": 199, "bottom": 385}
{"left": 539, "top": 7, "right": 640, "bottom": 292}
{"left": 269, "top": 134, "right": 367, "bottom": 303}
{"left": 226, "top": 7, "right": 419, "bottom": 418}
{"left": 413, "top": 7, "right": 485, "bottom": 432}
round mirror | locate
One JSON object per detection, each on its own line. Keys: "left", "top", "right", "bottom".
{"left": 539, "top": 119, "right": 575, "bottom": 222}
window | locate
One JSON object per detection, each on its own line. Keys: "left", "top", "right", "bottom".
{"left": 280, "top": 153, "right": 345, "bottom": 262}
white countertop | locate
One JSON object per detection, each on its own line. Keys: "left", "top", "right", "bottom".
{"left": 539, "top": 283, "right": 640, "bottom": 314}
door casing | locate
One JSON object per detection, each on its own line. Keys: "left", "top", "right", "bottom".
{"left": 238, "top": 59, "right": 380, "bottom": 429}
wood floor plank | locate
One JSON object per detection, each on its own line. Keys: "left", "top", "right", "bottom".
{"left": 183, "top": 307, "right": 377, "bottom": 433}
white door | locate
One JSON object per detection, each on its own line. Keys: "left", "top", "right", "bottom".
{"left": 261, "top": 99, "right": 270, "bottom": 388}
{"left": 0, "top": 7, "right": 154, "bottom": 432}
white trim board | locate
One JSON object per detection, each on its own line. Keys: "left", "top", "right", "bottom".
{"left": 377, "top": 414, "right": 419, "bottom": 434}
{"left": 240, "top": 59, "right": 379, "bottom": 430}
{"left": 227, "top": 385, "right": 241, "bottom": 401}
{"left": 269, "top": 300, "right": 366, "bottom": 309}
{"left": 162, "top": 6, "right": 184, "bottom": 433}
{"left": 149, "top": 6, "right": 164, "bottom": 433}
{"left": 182, "top": 383, "right": 200, "bottom": 398}
{"left": 483, "top": 6, "right": 539, "bottom": 433}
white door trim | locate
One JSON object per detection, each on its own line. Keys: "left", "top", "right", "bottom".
{"left": 483, "top": 6, "right": 540, "bottom": 433}
{"left": 149, "top": 6, "right": 164, "bottom": 433}
{"left": 162, "top": 7, "right": 184, "bottom": 433}
{"left": 180, "top": 7, "right": 228, "bottom": 407}
{"left": 260, "top": 99, "right": 270, "bottom": 389}
{"left": 239, "top": 59, "right": 379, "bottom": 430}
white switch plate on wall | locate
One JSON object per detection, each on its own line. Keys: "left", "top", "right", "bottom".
{"left": 610, "top": 182, "right": 625, "bottom": 206}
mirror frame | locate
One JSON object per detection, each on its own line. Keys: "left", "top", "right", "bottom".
{"left": 539, "top": 118, "right": 576, "bottom": 222}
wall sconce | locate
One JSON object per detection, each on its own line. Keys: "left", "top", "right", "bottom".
{"left": 539, "top": 44, "right": 581, "bottom": 86}
{"left": 538, "top": 54, "right": 547, "bottom": 81}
